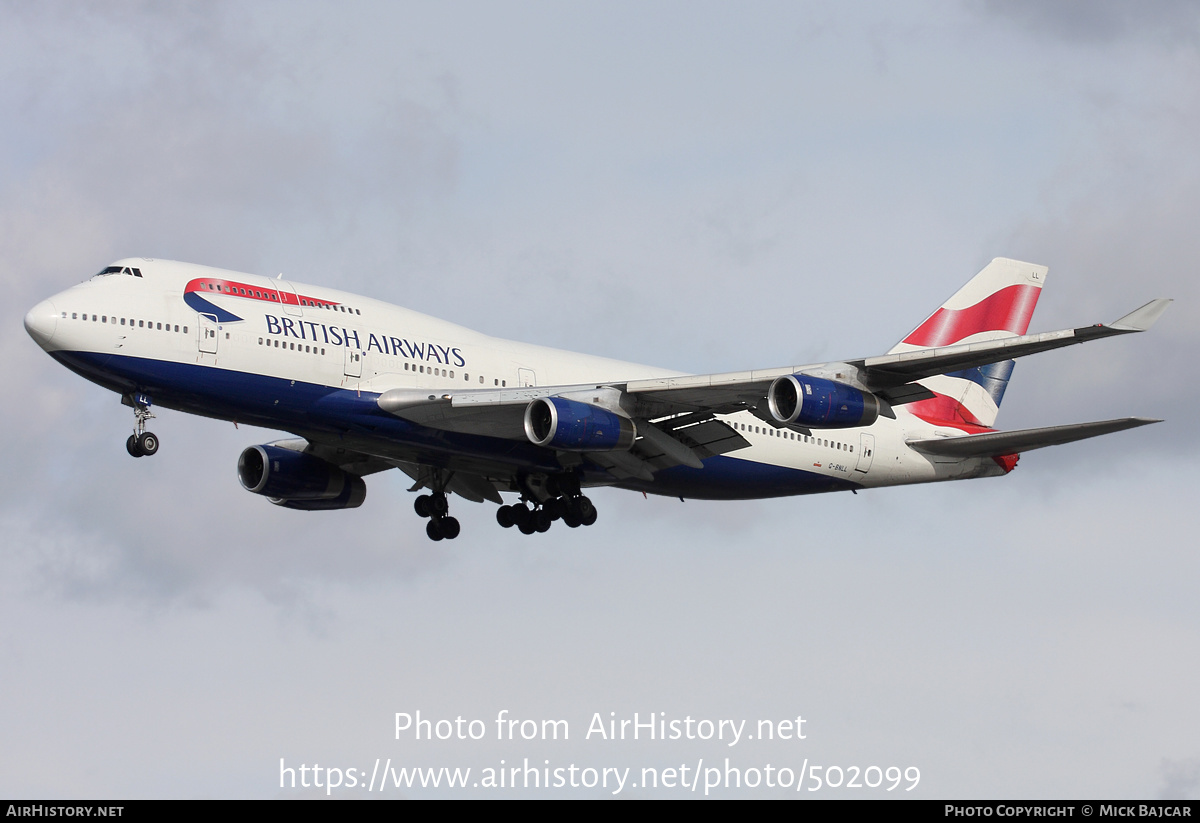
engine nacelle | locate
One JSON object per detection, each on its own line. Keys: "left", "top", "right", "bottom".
{"left": 237, "top": 445, "right": 366, "bottom": 510}
{"left": 767, "top": 375, "right": 880, "bottom": 429}
{"left": 524, "top": 397, "right": 637, "bottom": 451}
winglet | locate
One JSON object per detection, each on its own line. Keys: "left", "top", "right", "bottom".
{"left": 1109, "top": 298, "right": 1172, "bottom": 332}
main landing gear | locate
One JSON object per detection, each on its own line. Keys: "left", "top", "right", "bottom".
{"left": 414, "top": 492, "right": 460, "bottom": 541}
{"left": 124, "top": 393, "right": 159, "bottom": 458}
{"left": 411, "top": 473, "right": 598, "bottom": 541}
{"left": 496, "top": 473, "right": 598, "bottom": 535}
{"left": 495, "top": 495, "right": 597, "bottom": 535}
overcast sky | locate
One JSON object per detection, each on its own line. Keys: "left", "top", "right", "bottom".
{"left": 2, "top": 1, "right": 1198, "bottom": 799}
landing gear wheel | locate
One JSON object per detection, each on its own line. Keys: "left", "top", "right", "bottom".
{"left": 438, "top": 516, "right": 461, "bottom": 540}
{"left": 577, "top": 496, "right": 597, "bottom": 526}
{"left": 509, "top": 503, "right": 531, "bottom": 531}
{"left": 126, "top": 434, "right": 142, "bottom": 458}
{"left": 496, "top": 505, "right": 515, "bottom": 528}
{"left": 429, "top": 493, "right": 449, "bottom": 516}
{"left": 414, "top": 494, "right": 432, "bottom": 518}
{"left": 426, "top": 519, "right": 445, "bottom": 541}
{"left": 137, "top": 432, "right": 159, "bottom": 456}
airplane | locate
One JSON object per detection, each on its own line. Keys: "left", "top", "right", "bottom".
{"left": 23, "top": 256, "right": 1170, "bottom": 541}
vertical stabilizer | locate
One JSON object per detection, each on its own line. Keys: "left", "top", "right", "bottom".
{"left": 891, "top": 258, "right": 1048, "bottom": 428}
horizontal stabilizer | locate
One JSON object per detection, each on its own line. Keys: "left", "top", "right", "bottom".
{"left": 907, "top": 417, "right": 1161, "bottom": 458}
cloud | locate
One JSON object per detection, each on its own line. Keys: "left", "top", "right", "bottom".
{"left": 977, "top": 0, "right": 1200, "bottom": 47}
{"left": 3, "top": 2, "right": 1197, "bottom": 798}
{"left": 1159, "top": 757, "right": 1200, "bottom": 800}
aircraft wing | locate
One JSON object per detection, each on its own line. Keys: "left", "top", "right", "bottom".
{"left": 618, "top": 298, "right": 1172, "bottom": 408}
{"left": 374, "top": 298, "right": 1168, "bottom": 474}
{"left": 906, "top": 417, "right": 1161, "bottom": 458}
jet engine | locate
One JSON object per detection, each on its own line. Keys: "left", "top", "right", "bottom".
{"left": 524, "top": 397, "right": 637, "bottom": 451}
{"left": 237, "top": 445, "right": 366, "bottom": 510}
{"left": 767, "top": 375, "right": 880, "bottom": 429}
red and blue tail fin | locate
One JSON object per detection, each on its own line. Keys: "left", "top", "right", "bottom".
{"left": 890, "top": 258, "right": 1048, "bottom": 429}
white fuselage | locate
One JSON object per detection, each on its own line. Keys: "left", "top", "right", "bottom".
{"left": 25, "top": 259, "right": 1002, "bottom": 500}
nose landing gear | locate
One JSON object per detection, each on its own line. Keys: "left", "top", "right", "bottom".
{"left": 123, "top": 393, "right": 159, "bottom": 457}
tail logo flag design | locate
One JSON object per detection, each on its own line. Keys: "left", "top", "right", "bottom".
{"left": 901, "top": 283, "right": 1042, "bottom": 348}
{"left": 889, "top": 258, "right": 1048, "bottom": 430}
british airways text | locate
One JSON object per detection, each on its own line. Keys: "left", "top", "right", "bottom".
{"left": 264, "top": 314, "right": 466, "bottom": 366}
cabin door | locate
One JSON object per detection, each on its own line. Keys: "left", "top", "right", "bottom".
{"left": 344, "top": 346, "right": 363, "bottom": 378}
{"left": 855, "top": 433, "right": 875, "bottom": 473}
{"left": 197, "top": 314, "right": 219, "bottom": 354}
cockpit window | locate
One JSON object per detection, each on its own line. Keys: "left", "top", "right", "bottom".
{"left": 91, "top": 265, "right": 143, "bottom": 279}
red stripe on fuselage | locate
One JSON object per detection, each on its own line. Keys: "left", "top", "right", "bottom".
{"left": 183, "top": 278, "right": 339, "bottom": 310}
{"left": 903, "top": 283, "right": 1040, "bottom": 348}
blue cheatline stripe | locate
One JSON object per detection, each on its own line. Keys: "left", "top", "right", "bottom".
{"left": 50, "top": 350, "right": 561, "bottom": 473}
{"left": 50, "top": 349, "right": 854, "bottom": 500}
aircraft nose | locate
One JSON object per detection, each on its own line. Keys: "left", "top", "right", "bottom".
{"left": 24, "top": 298, "right": 58, "bottom": 349}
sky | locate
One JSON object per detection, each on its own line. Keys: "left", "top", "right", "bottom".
{"left": 2, "top": 0, "right": 1198, "bottom": 799}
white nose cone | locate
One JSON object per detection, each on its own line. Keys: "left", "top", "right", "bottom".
{"left": 24, "top": 299, "right": 58, "bottom": 349}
